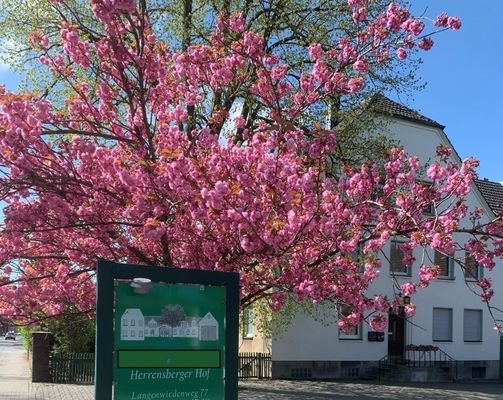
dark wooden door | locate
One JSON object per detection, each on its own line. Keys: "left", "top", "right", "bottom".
{"left": 388, "top": 313, "right": 405, "bottom": 356}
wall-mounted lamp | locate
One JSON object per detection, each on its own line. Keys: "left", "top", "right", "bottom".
{"left": 130, "top": 278, "right": 152, "bottom": 294}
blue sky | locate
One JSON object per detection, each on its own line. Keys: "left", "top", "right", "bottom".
{"left": 407, "top": 0, "right": 503, "bottom": 183}
{"left": 0, "top": 1, "right": 501, "bottom": 182}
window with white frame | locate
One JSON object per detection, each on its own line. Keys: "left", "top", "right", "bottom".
{"left": 339, "top": 323, "right": 362, "bottom": 340}
{"left": 434, "top": 251, "right": 454, "bottom": 279}
{"left": 390, "top": 239, "right": 408, "bottom": 275}
{"left": 242, "top": 308, "right": 254, "bottom": 338}
{"left": 432, "top": 307, "right": 453, "bottom": 342}
{"left": 463, "top": 309, "right": 482, "bottom": 342}
{"left": 464, "top": 252, "right": 483, "bottom": 280}
{"left": 416, "top": 181, "right": 435, "bottom": 215}
{"left": 338, "top": 304, "right": 362, "bottom": 340}
{"left": 348, "top": 243, "right": 365, "bottom": 273}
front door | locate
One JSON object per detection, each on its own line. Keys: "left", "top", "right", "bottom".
{"left": 388, "top": 313, "right": 405, "bottom": 357}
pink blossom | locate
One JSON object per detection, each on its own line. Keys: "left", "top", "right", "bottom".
{"left": 353, "top": 57, "right": 369, "bottom": 73}
{"left": 347, "top": 76, "right": 365, "bottom": 93}
{"left": 401, "top": 18, "right": 424, "bottom": 36}
{"left": 396, "top": 47, "right": 407, "bottom": 60}
{"left": 400, "top": 282, "right": 417, "bottom": 296}
{"left": 352, "top": 7, "right": 367, "bottom": 23}
{"left": 347, "top": 0, "right": 367, "bottom": 7}
{"left": 447, "top": 16, "right": 462, "bottom": 30}
{"left": 369, "top": 315, "right": 387, "bottom": 332}
{"left": 307, "top": 43, "right": 323, "bottom": 61}
{"left": 434, "top": 13, "right": 449, "bottom": 27}
{"left": 418, "top": 37, "right": 434, "bottom": 51}
{"left": 229, "top": 13, "right": 245, "bottom": 32}
{"left": 404, "top": 304, "right": 416, "bottom": 316}
{"left": 373, "top": 295, "right": 389, "bottom": 312}
{"left": 427, "top": 163, "right": 446, "bottom": 181}
{"left": 109, "top": 0, "right": 137, "bottom": 13}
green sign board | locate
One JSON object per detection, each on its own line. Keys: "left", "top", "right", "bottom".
{"left": 94, "top": 261, "right": 239, "bottom": 400}
{"left": 114, "top": 282, "right": 226, "bottom": 400}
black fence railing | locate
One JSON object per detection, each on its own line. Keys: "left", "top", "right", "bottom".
{"left": 49, "top": 352, "right": 95, "bottom": 384}
{"left": 378, "top": 345, "right": 457, "bottom": 382}
{"left": 48, "top": 352, "right": 271, "bottom": 384}
{"left": 404, "top": 345, "right": 456, "bottom": 369}
{"left": 238, "top": 352, "right": 272, "bottom": 379}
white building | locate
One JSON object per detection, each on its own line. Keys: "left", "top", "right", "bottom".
{"left": 271, "top": 96, "right": 503, "bottom": 381}
{"left": 199, "top": 312, "right": 219, "bottom": 341}
{"left": 121, "top": 308, "right": 145, "bottom": 341}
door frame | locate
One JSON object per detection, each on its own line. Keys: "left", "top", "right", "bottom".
{"left": 387, "top": 312, "right": 405, "bottom": 357}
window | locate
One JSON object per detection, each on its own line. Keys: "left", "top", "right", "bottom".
{"left": 465, "top": 252, "right": 483, "bottom": 280}
{"left": 390, "top": 239, "right": 408, "bottom": 275}
{"left": 122, "top": 319, "right": 128, "bottom": 326}
{"left": 464, "top": 309, "right": 482, "bottom": 342}
{"left": 434, "top": 251, "right": 454, "bottom": 279}
{"left": 242, "top": 308, "right": 254, "bottom": 338}
{"left": 423, "top": 202, "right": 434, "bottom": 216}
{"left": 338, "top": 304, "right": 362, "bottom": 340}
{"left": 349, "top": 243, "right": 365, "bottom": 273}
{"left": 339, "top": 323, "right": 362, "bottom": 340}
{"left": 472, "top": 367, "right": 486, "bottom": 379}
{"left": 416, "top": 181, "right": 435, "bottom": 215}
{"left": 432, "top": 308, "right": 453, "bottom": 342}
{"left": 131, "top": 319, "right": 135, "bottom": 326}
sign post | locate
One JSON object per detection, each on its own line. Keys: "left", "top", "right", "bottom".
{"left": 95, "top": 260, "right": 239, "bottom": 400}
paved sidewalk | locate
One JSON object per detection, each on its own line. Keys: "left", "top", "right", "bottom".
{"left": 8, "top": 380, "right": 503, "bottom": 400}
{"left": 240, "top": 380, "right": 503, "bottom": 399}
{"left": 1, "top": 344, "right": 32, "bottom": 400}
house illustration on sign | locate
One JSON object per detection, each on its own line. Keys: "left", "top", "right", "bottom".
{"left": 120, "top": 307, "right": 219, "bottom": 342}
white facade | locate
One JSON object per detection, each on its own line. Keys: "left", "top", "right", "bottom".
{"left": 199, "top": 312, "right": 219, "bottom": 341}
{"left": 272, "top": 115, "right": 503, "bottom": 379}
{"left": 121, "top": 308, "right": 145, "bottom": 341}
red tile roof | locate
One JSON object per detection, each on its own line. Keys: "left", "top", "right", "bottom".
{"left": 369, "top": 94, "right": 445, "bottom": 129}
{"left": 474, "top": 178, "right": 503, "bottom": 215}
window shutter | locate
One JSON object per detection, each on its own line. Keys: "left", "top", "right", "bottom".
{"left": 464, "top": 310, "right": 482, "bottom": 342}
{"left": 434, "top": 251, "right": 451, "bottom": 277}
{"left": 432, "top": 308, "right": 452, "bottom": 341}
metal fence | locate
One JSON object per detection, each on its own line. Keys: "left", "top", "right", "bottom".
{"left": 49, "top": 352, "right": 95, "bottom": 384}
{"left": 238, "top": 352, "right": 272, "bottom": 379}
{"left": 48, "top": 351, "right": 271, "bottom": 383}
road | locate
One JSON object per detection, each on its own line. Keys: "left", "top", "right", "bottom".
{"left": 0, "top": 336, "right": 25, "bottom": 354}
